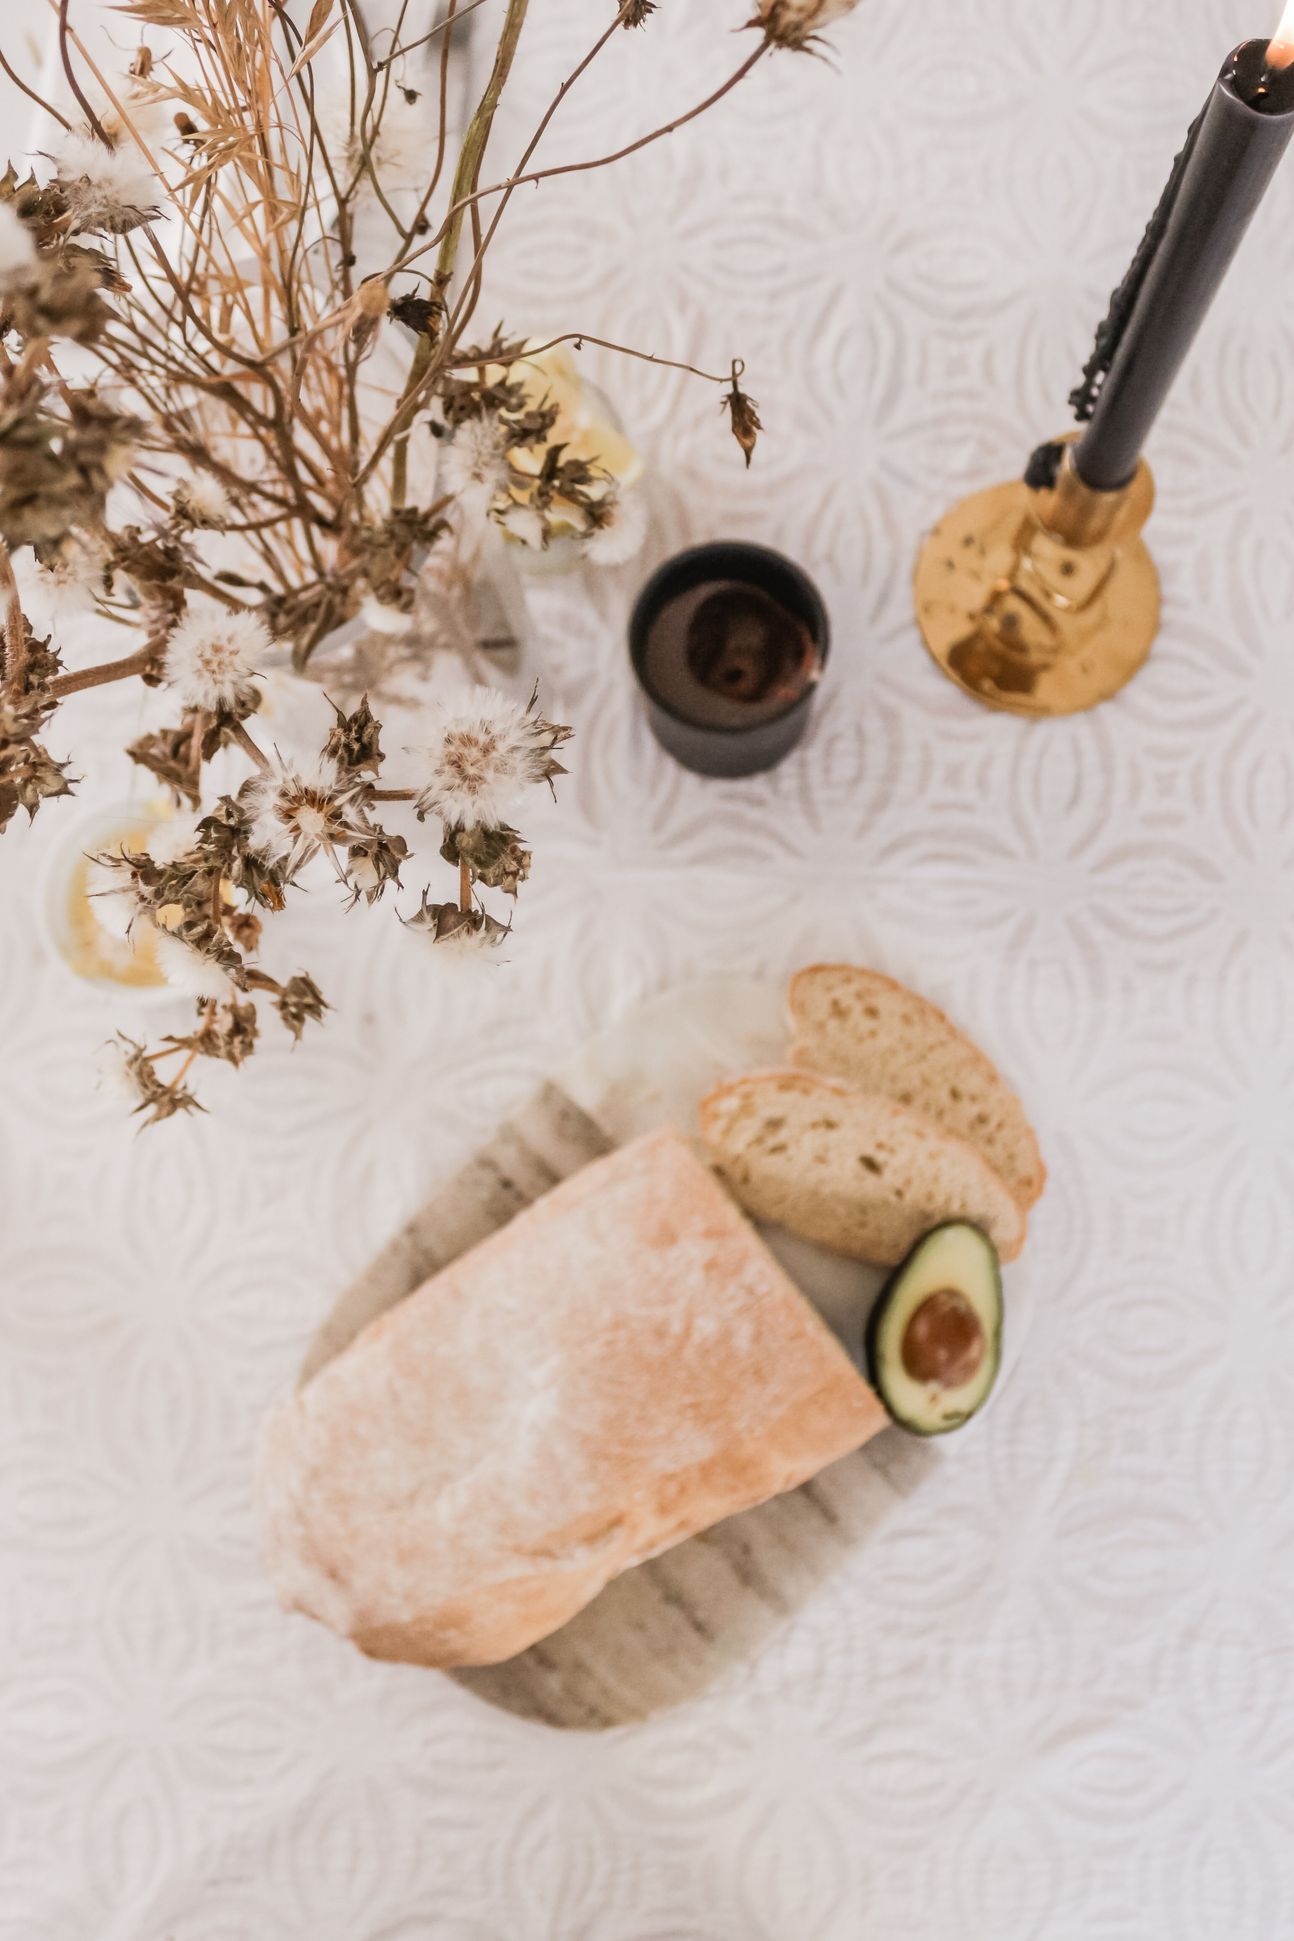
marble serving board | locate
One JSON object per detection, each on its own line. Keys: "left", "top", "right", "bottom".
{"left": 301, "top": 982, "right": 949, "bottom": 1730}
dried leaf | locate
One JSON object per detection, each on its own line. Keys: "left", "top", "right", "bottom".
{"left": 721, "top": 361, "right": 762, "bottom": 469}
{"left": 286, "top": 16, "right": 342, "bottom": 79}
{"left": 303, "top": 0, "right": 335, "bottom": 41}
{"left": 274, "top": 972, "right": 327, "bottom": 1042}
{"left": 112, "top": 0, "right": 206, "bottom": 27}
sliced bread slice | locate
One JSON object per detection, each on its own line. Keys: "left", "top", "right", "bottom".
{"left": 787, "top": 965, "right": 1045, "bottom": 1212}
{"left": 700, "top": 1070, "right": 1026, "bottom": 1266}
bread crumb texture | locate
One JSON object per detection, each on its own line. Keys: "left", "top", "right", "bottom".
{"left": 701, "top": 1070, "right": 1026, "bottom": 1266}
{"left": 788, "top": 965, "right": 1045, "bottom": 1210}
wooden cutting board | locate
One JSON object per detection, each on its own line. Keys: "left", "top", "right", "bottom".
{"left": 301, "top": 1080, "right": 936, "bottom": 1731}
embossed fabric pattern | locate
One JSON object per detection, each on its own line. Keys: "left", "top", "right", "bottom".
{"left": 3, "top": 2, "right": 1294, "bottom": 1936}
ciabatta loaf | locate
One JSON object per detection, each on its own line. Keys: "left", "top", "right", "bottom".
{"left": 700, "top": 1070, "right": 1026, "bottom": 1265}
{"left": 788, "top": 965, "right": 1045, "bottom": 1211}
{"left": 257, "top": 1127, "right": 886, "bottom": 1669}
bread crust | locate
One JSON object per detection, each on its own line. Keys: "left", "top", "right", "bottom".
{"left": 256, "top": 1127, "right": 886, "bottom": 1668}
{"left": 787, "top": 964, "right": 1046, "bottom": 1212}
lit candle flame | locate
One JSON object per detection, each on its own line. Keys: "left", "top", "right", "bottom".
{"left": 1269, "top": 0, "right": 1294, "bottom": 68}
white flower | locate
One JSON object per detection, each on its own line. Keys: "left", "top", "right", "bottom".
{"left": 584, "top": 487, "right": 649, "bottom": 567}
{"left": 22, "top": 539, "right": 104, "bottom": 625}
{"left": 495, "top": 500, "right": 547, "bottom": 552}
{"left": 162, "top": 606, "right": 268, "bottom": 713}
{"left": 84, "top": 857, "right": 140, "bottom": 945}
{"left": 754, "top": 0, "right": 857, "bottom": 47}
{"left": 440, "top": 415, "right": 510, "bottom": 519}
{"left": 435, "top": 918, "right": 507, "bottom": 957}
{"left": 48, "top": 129, "right": 162, "bottom": 234}
{"left": 246, "top": 754, "right": 366, "bottom": 878}
{"left": 152, "top": 927, "right": 236, "bottom": 1000}
{"left": 410, "top": 686, "right": 568, "bottom": 830}
{"left": 173, "top": 476, "right": 230, "bottom": 528}
{"left": 360, "top": 592, "right": 414, "bottom": 637}
{"left": 315, "top": 72, "right": 430, "bottom": 195}
{"left": 95, "top": 1040, "right": 141, "bottom": 1102}
{"left": 146, "top": 815, "right": 203, "bottom": 866}
{"left": 0, "top": 203, "right": 36, "bottom": 279}
{"left": 94, "top": 88, "right": 177, "bottom": 155}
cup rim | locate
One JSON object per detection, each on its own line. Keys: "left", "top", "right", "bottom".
{"left": 627, "top": 539, "right": 830, "bottom": 738}
{"left": 37, "top": 794, "right": 177, "bottom": 1004}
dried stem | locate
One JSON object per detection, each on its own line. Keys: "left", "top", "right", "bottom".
{"left": 388, "top": 42, "right": 770, "bottom": 285}
{"left": 380, "top": 0, "right": 492, "bottom": 67}
{"left": 0, "top": 0, "right": 784, "bottom": 1118}
{"left": 0, "top": 42, "right": 70, "bottom": 131}
{"left": 48, "top": 646, "right": 155, "bottom": 699}
{"left": 393, "top": 0, "right": 461, "bottom": 255}
{"left": 449, "top": 7, "right": 627, "bottom": 332}
{"left": 391, "top": 0, "right": 532, "bottom": 505}
{"left": 56, "top": 0, "right": 109, "bottom": 145}
{"left": 454, "top": 332, "right": 733, "bottom": 386}
{"left": 0, "top": 542, "right": 27, "bottom": 692}
{"left": 229, "top": 719, "right": 271, "bottom": 772}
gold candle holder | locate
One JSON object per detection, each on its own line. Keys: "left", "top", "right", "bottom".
{"left": 912, "top": 437, "right": 1160, "bottom": 718}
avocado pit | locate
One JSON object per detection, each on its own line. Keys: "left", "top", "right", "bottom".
{"left": 900, "top": 1287, "right": 986, "bottom": 1388}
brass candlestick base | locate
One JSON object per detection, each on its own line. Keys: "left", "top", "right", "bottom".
{"left": 913, "top": 439, "right": 1160, "bottom": 718}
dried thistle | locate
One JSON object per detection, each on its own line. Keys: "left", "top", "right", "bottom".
{"left": 48, "top": 129, "right": 163, "bottom": 234}
{"left": 388, "top": 285, "right": 447, "bottom": 342}
{"left": 401, "top": 889, "right": 510, "bottom": 954}
{"left": 345, "top": 829, "right": 408, "bottom": 907}
{"left": 245, "top": 756, "right": 369, "bottom": 881}
{"left": 441, "top": 821, "right": 531, "bottom": 897}
{"left": 722, "top": 361, "right": 762, "bottom": 469}
{"left": 126, "top": 720, "right": 205, "bottom": 808}
{"left": 342, "top": 276, "right": 391, "bottom": 361}
{"left": 97, "top": 1033, "right": 205, "bottom": 1127}
{"left": 162, "top": 608, "right": 267, "bottom": 715}
{"left": 0, "top": 708, "right": 75, "bottom": 829}
{"left": 172, "top": 477, "right": 231, "bottom": 530}
{"left": 411, "top": 686, "right": 571, "bottom": 828}
{"left": 163, "top": 998, "right": 260, "bottom": 1069}
{"left": 275, "top": 973, "right": 328, "bottom": 1042}
{"left": 324, "top": 695, "right": 385, "bottom": 775}
{"left": 0, "top": 0, "right": 817, "bottom": 1116}
{"left": 0, "top": 630, "right": 74, "bottom": 829}
{"left": 196, "top": 793, "right": 287, "bottom": 911}
{"left": 751, "top": 0, "right": 858, "bottom": 50}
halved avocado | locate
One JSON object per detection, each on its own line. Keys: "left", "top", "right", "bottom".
{"left": 865, "top": 1222, "right": 1003, "bottom": 1436}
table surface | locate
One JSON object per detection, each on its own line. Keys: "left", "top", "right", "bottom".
{"left": 5, "top": 2, "right": 1294, "bottom": 1936}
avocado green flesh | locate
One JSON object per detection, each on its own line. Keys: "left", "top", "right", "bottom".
{"left": 866, "top": 1222, "right": 1003, "bottom": 1436}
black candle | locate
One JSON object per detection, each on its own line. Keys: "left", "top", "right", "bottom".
{"left": 1073, "top": 35, "right": 1294, "bottom": 493}
{"left": 628, "top": 542, "right": 829, "bottom": 778}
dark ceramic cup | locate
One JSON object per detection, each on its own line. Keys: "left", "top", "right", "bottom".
{"left": 628, "top": 540, "right": 830, "bottom": 778}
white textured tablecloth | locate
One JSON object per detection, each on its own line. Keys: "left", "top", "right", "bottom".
{"left": 5, "top": 2, "right": 1294, "bottom": 1935}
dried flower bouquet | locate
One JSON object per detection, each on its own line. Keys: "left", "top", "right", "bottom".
{"left": 0, "top": 0, "right": 856, "bottom": 1122}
